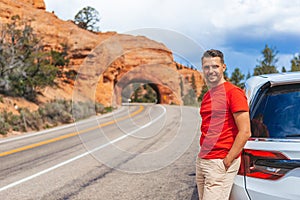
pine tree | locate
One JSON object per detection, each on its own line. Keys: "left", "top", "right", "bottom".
{"left": 246, "top": 71, "right": 251, "bottom": 79}
{"left": 191, "top": 73, "right": 197, "bottom": 93}
{"left": 290, "top": 54, "right": 300, "bottom": 72}
{"left": 0, "top": 16, "right": 58, "bottom": 101}
{"left": 198, "top": 83, "right": 208, "bottom": 102}
{"left": 230, "top": 68, "right": 245, "bottom": 88}
{"left": 180, "top": 77, "right": 184, "bottom": 97}
{"left": 253, "top": 44, "right": 279, "bottom": 75}
{"left": 74, "top": 6, "right": 100, "bottom": 32}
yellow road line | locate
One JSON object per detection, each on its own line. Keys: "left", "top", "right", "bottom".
{"left": 0, "top": 105, "right": 144, "bottom": 157}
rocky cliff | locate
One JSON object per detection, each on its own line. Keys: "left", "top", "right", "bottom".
{"left": 0, "top": 0, "right": 204, "bottom": 108}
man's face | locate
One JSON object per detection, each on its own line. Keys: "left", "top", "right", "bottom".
{"left": 202, "top": 57, "right": 226, "bottom": 87}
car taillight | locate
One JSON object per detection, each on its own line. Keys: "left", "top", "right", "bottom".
{"left": 238, "top": 149, "right": 290, "bottom": 180}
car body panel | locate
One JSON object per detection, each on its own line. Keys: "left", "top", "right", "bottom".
{"left": 244, "top": 169, "right": 300, "bottom": 200}
{"left": 230, "top": 176, "right": 250, "bottom": 200}
{"left": 230, "top": 72, "right": 300, "bottom": 200}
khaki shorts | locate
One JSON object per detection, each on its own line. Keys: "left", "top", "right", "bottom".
{"left": 196, "top": 157, "right": 241, "bottom": 200}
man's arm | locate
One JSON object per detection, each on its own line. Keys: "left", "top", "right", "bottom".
{"left": 223, "top": 111, "right": 251, "bottom": 170}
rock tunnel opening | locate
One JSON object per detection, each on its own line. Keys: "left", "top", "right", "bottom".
{"left": 120, "top": 82, "right": 161, "bottom": 104}
{"left": 112, "top": 66, "right": 182, "bottom": 106}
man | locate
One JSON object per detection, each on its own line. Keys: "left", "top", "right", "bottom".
{"left": 196, "top": 49, "right": 251, "bottom": 200}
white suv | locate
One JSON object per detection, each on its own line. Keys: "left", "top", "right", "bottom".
{"left": 230, "top": 72, "right": 300, "bottom": 200}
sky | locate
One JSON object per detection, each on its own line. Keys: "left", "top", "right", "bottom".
{"left": 44, "top": 0, "right": 300, "bottom": 76}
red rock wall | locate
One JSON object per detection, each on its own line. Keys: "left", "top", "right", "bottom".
{"left": 21, "top": 0, "right": 46, "bottom": 9}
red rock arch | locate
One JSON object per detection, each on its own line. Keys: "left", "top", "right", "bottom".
{"left": 74, "top": 34, "right": 184, "bottom": 107}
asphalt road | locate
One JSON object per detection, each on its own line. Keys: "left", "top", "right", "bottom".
{"left": 0, "top": 104, "right": 201, "bottom": 200}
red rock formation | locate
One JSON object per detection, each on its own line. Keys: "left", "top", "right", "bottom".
{"left": 0, "top": 0, "right": 204, "bottom": 108}
{"left": 21, "top": 0, "right": 46, "bottom": 9}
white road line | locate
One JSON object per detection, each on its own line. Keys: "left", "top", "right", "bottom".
{"left": 0, "top": 105, "right": 166, "bottom": 192}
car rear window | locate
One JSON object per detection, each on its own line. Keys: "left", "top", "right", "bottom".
{"left": 251, "top": 84, "right": 300, "bottom": 138}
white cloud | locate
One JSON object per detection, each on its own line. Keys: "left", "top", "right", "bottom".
{"left": 44, "top": 0, "right": 300, "bottom": 45}
{"left": 44, "top": 0, "right": 300, "bottom": 36}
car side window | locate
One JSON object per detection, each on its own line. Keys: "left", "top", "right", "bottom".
{"left": 251, "top": 84, "right": 300, "bottom": 138}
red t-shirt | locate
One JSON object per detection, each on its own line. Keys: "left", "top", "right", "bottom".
{"left": 199, "top": 82, "right": 249, "bottom": 159}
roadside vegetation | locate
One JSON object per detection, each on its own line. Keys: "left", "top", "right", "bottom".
{"left": 0, "top": 99, "right": 112, "bottom": 135}
{"left": 0, "top": 15, "right": 58, "bottom": 101}
{"left": 0, "top": 16, "right": 111, "bottom": 136}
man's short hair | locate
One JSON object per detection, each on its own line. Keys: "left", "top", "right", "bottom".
{"left": 201, "top": 49, "right": 224, "bottom": 64}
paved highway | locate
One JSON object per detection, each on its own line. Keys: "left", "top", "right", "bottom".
{"left": 0, "top": 104, "right": 201, "bottom": 200}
